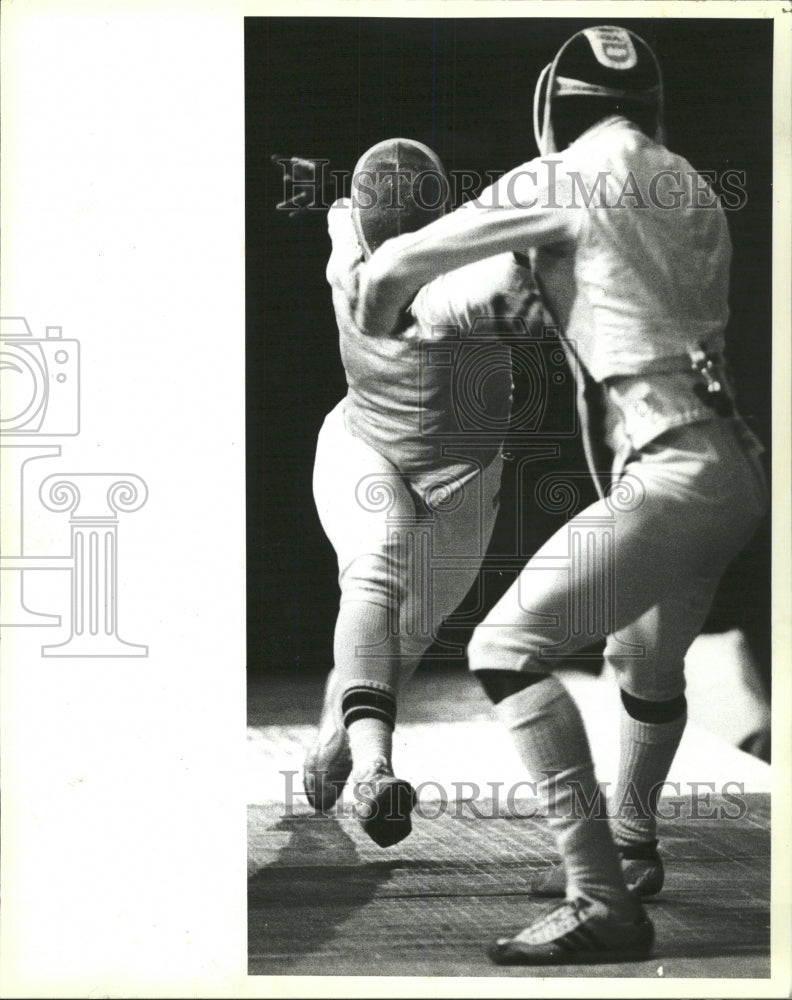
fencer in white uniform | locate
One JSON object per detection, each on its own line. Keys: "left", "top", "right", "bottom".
{"left": 357, "top": 26, "right": 767, "bottom": 964}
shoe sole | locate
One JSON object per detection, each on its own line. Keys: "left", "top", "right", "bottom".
{"left": 303, "top": 736, "right": 353, "bottom": 812}
{"left": 489, "top": 919, "right": 654, "bottom": 966}
{"left": 356, "top": 778, "right": 417, "bottom": 848}
{"left": 488, "top": 940, "right": 654, "bottom": 966}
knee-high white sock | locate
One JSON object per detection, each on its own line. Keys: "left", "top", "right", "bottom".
{"left": 334, "top": 599, "right": 397, "bottom": 689}
{"left": 334, "top": 600, "right": 398, "bottom": 776}
{"left": 611, "top": 707, "right": 687, "bottom": 847}
{"left": 496, "top": 676, "right": 636, "bottom": 917}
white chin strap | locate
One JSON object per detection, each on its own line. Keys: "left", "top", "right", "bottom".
{"left": 532, "top": 29, "right": 665, "bottom": 157}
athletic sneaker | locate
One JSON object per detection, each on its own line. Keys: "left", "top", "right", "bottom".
{"left": 489, "top": 896, "right": 654, "bottom": 966}
{"left": 532, "top": 841, "right": 664, "bottom": 898}
{"left": 351, "top": 759, "right": 416, "bottom": 848}
{"left": 303, "top": 669, "right": 352, "bottom": 812}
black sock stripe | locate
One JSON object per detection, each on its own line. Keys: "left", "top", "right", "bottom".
{"left": 621, "top": 689, "right": 687, "bottom": 724}
{"left": 342, "top": 688, "right": 396, "bottom": 710}
{"left": 343, "top": 706, "right": 395, "bottom": 728}
{"left": 341, "top": 687, "right": 397, "bottom": 729}
{"left": 475, "top": 669, "right": 548, "bottom": 705}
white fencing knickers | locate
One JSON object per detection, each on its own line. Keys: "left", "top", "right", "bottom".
{"left": 313, "top": 399, "right": 503, "bottom": 685}
{"left": 467, "top": 416, "right": 768, "bottom": 701}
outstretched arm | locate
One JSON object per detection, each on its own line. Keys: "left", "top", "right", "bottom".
{"left": 357, "top": 163, "right": 578, "bottom": 337}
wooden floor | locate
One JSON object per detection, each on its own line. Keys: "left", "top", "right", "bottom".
{"left": 247, "top": 664, "right": 771, "bottom": 979}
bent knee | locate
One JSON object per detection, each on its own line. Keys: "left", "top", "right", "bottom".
{"left": 610, "top": 656, "right": 686, "bottom": 704}
{"left": 468, "top": 624, "right": 515, "bottom": 673}
{"left": 468, "top": 620, "right": 549, "bottom": 675}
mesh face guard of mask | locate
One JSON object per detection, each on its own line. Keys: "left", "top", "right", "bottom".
{"left": 351, "top": 138, "right": 451, "bottom": 257}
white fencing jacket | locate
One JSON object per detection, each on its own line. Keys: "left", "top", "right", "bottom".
{"left": 363, "top": 116, "right": 736, "bottom": 486}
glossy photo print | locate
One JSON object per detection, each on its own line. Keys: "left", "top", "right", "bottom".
{"left": 246, "top": 11, "right": 783, "bottom": 984}
{"left": 1, "top": 3, "right": 789, "bottom": 998}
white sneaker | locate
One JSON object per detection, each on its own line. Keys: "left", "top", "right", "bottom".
{"left": 489, "top": 896, "right": 654, "bottom": 965}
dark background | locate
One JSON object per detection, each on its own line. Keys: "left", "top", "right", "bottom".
{"left": 245, "top": 17, "right": 773, "bottom": 691}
